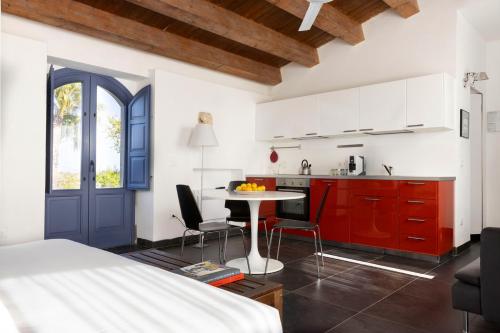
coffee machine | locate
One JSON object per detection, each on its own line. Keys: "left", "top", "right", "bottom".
{"left": 349, "top": 155, "right": 366, "bottom": 176}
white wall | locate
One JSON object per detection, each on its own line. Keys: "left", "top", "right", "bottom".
{"left": 485, "top": 40, "right": 500, "bottom": 228}
{"left": 0, "top": 33, "right": 47, "bottom": 245}
{"left": 147, "top": 70, "right": 268, "bottom": 241}
{"left": 454, "top": 12, "right": 486, "bottom": 244}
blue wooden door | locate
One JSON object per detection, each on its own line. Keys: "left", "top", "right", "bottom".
{"left": 46, "top": 69, "right": 137, "bottom": 248}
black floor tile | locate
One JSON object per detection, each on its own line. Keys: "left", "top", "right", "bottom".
{"left": 327, "top": 313, "right": 429, "bottom": 333}
{"left": 286, "top": 254, "right": 357, "bottom": 277}
{"left": 324, "top": 247, "right": 384, "bottom": 261}
{"left": 266, "top": 265, "right": 324, "bottom": 291}
{"left": 371, "top": 254, "right": 440, "bottom": 274}
{"left": 363, "top": 278, "right": 462, "bottom": 333}
{"left": 283, "top": 293, "right": 355, "bottom": 333}
{"left": 294, "top": 266, "right": 414, "bottom": 312}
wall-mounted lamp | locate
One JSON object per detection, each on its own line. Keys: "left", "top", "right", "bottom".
{"left": 463, "top": 72, "right": 489, "bottom": 88}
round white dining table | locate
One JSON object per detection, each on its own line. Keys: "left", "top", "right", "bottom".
{"left": 203, "top": 190, "right": 305, "bottom": 274}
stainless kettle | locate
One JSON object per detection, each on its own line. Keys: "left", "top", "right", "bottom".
{"left": 299, "top": 159, "right": 312, "bottom": 175}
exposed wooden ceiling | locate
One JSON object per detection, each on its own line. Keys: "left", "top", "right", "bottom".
{"left": 2, "top": 0, "right": 420, "bottom": 85}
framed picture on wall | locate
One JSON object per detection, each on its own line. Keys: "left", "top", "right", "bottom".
{"left": 460, "top": 109, "right": 470, "bottom": 139}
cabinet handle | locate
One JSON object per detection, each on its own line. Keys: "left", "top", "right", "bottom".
{"left": 407, "top": 124, "right": 424, "bottom": 128}
{"left": 305, "top": 132, "right": 318, "bottom": 136}
{"left": 407, "top": 236, "right": 426, "bottom": 241}
{"left": 359, "top": 128, "right": 374, "bottom": 132}
{"left": 273, "top": 135, "right": 284, "bottom": 139}
{"left": 364, "top": 197, "right": 381, "bottom": 201}
{"left": 408, "top": 218, "right": 426, "bottom": 222}
{"left": 407, "top": 200, "right": 425, "bottom": 204}
{"left": 343, "top": 129, "right": 357, "bottom": 133}
{"left": 407, "top": 182, "right": 426, "bottom": 185}
{"left": 253, "top": 178, "right": 264, "bottom": 181}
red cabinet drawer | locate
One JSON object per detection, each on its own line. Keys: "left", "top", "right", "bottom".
{"left": 350, "top": 195, "right": 399, "bottom": 249}
{"left": 400, "top": 233, "right": 437, "bottom": 255}
{"left": 399, "top": 217, "right": 436, "bottom": 238}
{"left": 399, "top": 181, "right": 437, "bottom": 199}
{"left": 399, "top": 199, "right": 437, "bottom": 218}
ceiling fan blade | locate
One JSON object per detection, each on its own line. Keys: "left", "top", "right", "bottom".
{"left": 299, "top": 2, "right": 323, "bottom": 31}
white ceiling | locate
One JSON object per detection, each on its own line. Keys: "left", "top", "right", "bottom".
{"left": 460, "top": 0, "right": 500, "bottom": 41}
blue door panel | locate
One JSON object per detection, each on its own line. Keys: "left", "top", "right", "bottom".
{"left": 45, "top": 195, "right": 88, "bottom": 244}
{"left": 127, "top": 85, "right": 151, "bottom": 190}
{"left": 95, "top": 194, "right": 125, "bottom": 229}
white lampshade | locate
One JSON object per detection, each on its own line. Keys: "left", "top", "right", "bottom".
{"left": 189, "top": 123, "right": 218, "bottom": 147}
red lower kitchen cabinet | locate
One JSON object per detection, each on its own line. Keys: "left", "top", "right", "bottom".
{"left": 246, "top": 177, "right": 277, "bottom": 231}
{"left": 310, "top": 179, "right": 350, "bottom": 243}
{"left": 350, "top": 194, "right": 399, "bottom": 249}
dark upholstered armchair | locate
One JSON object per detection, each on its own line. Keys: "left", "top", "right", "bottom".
{"left": 452, "top": 227, "right": 500, "bottom": 333}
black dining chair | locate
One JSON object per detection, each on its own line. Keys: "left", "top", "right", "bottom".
{"left": 176, "top": 185, "right": 250, "bottom": 273}
{"left": 264, "top": 184, "right": 331, "bottom": 277}
{"left": 225, "top": 180, "right": 269, "bottom": 247}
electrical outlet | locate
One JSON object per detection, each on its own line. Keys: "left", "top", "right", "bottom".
{"left": 460, "top": 218, "right": 464, "bottom": 226}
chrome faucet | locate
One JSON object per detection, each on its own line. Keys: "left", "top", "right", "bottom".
{"left": 383, "top": 164, "right": 393, "bottom": 176}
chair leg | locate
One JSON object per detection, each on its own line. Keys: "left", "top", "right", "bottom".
{"left": 265, "top": 228, "right": 275, "bottom": 276}
{"left": 316, "top": 226, "right": 324, "bottom": 267}
{"left": 217, "top": 231, "right": 222, "bottom": 264}
{"left": 263, "top": 219, "right": 269, "bottom": 247}
{"left": 311, "top": 230, "right": 320, "bottom": 278}
{"left": 180, "top": 229, "right": 188, "bottom": 257}
{"left": 239, "top": 228, "right": 251, "bottom": 275}
{"left": 462, "top": 312, "right": 470, "bottom": 333}
{"left": 201, "top": 233, "right": 205, "bottom": 262}
{"left": 223, "top": 230, "right": 229, "bottom": 262}
{"left": 276, "top": 228, "right": 283, "bottom": 260}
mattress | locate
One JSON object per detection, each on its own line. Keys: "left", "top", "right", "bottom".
{"left": 0, "top": 239, "right": 282, "bottom": 333}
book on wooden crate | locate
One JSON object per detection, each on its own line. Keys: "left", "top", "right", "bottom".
{"left": 173, "top": 261, "right": 243, "bottom": 285}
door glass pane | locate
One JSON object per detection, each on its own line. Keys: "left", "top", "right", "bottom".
{"left": 52, "top": 82, "right": 83, "bottom": 190}
{"left": 96, "top": 86, "right": 123, "bottom": 189}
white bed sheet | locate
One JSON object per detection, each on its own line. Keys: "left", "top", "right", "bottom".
{"left": 0, "top": 239, "right": 282, "bottom": 333}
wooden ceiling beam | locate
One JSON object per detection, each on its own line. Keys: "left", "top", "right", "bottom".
{"left": 1, "top": 0, "right": 282, "bottom": 85}
{"left": 382, "top": 0, "right": 420, "bottom": 18}
{"left": 124, "top": 0, "right": 319, "bottom": 67}
{"left": 264, "top": 0, "right": 364, "bottom": 45}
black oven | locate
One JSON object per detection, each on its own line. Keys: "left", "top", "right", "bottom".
{"left": 276, "top": 178, "right": 310, "bottom": 221}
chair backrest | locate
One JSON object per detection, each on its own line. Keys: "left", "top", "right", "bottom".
{"left": 225, "top": 180, "right": 250, "bottom": 217}
{"left": 176, "top": 184, "right": 203, "bottom": 230}
{"left": 314, "top": 184, "right": 331, "bottom": 225}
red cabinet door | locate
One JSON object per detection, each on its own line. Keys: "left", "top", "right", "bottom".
{"left": 350, "top": 195, "right": 399, "bottom": 249}
{"left": 310, "top": 179, "right": 350, "bottom": 243}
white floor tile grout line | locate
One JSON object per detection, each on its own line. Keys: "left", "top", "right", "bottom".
{"left": 316, "top": 253, "right": 435, "bottom": 279}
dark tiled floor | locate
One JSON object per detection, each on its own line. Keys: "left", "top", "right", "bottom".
{"left": 151, "top": 235, "right": 498, "bottom": 333}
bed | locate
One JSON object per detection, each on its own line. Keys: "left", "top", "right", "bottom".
{"left": 0, "top": 239, "right": 282, "bottom": 333}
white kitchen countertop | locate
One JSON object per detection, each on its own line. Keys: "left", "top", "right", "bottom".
{"left": 246, "top": 174, "right": 456, "bottom": 181}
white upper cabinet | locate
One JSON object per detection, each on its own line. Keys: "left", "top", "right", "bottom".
{"left": 255, "top": 73, "right": 455, "bottom": 141}
{"left": 406, "top": 73, "right": 454, "bottom": 130}
{"left": 318, "top": 88, "right": 359, "bottom": 136}
{"left": 359, "top": 80, "right": 406, "bottom": 133}
{"left": 255, "top": 95, "right": 318, "bottom": 141}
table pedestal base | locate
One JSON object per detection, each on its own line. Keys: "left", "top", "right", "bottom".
{"left": 227, "top": 257, "right": 284, "bottom": 275}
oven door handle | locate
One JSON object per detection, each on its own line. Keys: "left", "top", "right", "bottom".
{"left": 277, "top": 188, "right": 305, "bottom": 193}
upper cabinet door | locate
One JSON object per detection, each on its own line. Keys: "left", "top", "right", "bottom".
{"left": 359, "top": 80, "right": 406, "bottom": 132}
{"left": 256, "top": 95, "right": 318, "bottom": 140}
{"left": 318, "top": 88, "right": 359, "bottom": 136}
{"left": 406, "top": 73, "right": 454, "bottom": 130}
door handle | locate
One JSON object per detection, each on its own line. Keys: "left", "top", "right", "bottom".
{"left": 89, "top": 160, "right": 95, "bottom": 173}
{"left": 407, "top": 182, "right": 426, "bottom": 185}
{"left": 364, "top": 197, "right": 381, "bottom": 201}
{"left": 407, "top": 200, "right": 425, "bottom": 204}
{"left": 407, "top": 218, "right": 426, "bottom": 222}
{"left": 407, "top": 236, "right": 426, "bottom": 241}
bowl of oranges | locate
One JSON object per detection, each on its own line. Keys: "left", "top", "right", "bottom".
{"left": 234, "top": 183, "right": 266, "bottom": 194}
